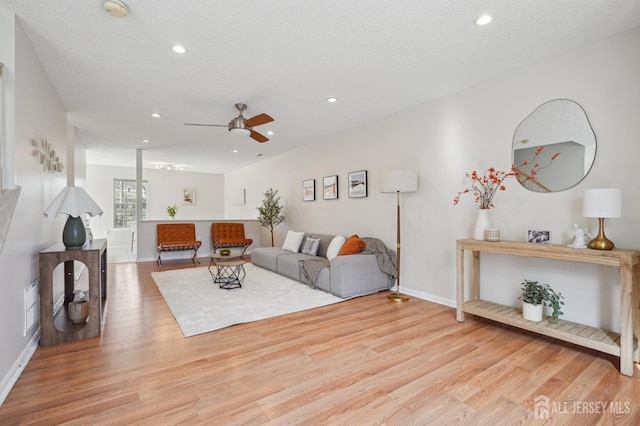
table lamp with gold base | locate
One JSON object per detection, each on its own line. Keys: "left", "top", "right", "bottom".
{"left": 583, "top": 188, "right": 621, "bottom": 251}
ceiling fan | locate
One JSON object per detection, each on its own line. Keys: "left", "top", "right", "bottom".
{"left": 185, "top": 103, "right": 274, "bottom": 143}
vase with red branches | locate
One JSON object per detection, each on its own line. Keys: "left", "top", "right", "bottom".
{"left": 453, "top": 147, "right": 560, "bottom": 239}
{"left": 454, "top": 146, "right": 560, "bottom": 209}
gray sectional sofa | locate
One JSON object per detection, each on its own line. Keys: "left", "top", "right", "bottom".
{"left": 250, "top": 233, "right": 396, "bottom": 298}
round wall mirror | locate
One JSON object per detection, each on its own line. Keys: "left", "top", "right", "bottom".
{"left": 512, "top": 99, "right": 596, "bottom": 192}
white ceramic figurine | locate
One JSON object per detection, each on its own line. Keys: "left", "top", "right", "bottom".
{"left": 568, "top": 224, "right": 591, "bottom": 249}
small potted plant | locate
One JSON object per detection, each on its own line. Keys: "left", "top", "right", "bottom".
{"left": 167, "top": 204, "right": 178, "bottom": 219}
{"left": 518, "top": 279, "right": 564, "bottom": 322}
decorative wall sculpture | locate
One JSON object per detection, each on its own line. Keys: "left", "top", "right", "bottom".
{"left": 32, "top": 137, "right": 64, "bottom": 173}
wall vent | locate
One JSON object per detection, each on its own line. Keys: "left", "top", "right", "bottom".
{"left": 23, "top": 279, "right": 39, "bottom": 336}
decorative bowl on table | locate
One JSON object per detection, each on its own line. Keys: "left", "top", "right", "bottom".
{"left": 219, "top": 249, "right": 231, "bottom": 256}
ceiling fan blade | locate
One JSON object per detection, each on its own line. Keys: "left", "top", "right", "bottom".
{"left": 250, "top": 131, "right": 269, "bottom": 143}
{"left": 245, "top": 113, "right": 274, "bottom": 127}
{"left": 184, "top": 123, "right": 228, "bottom": 127}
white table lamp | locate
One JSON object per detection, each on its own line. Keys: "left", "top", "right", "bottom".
{"left": 44, "top": 186, "right": 103, "bottom": 249}
{"left": 583, "top": 188, "right": 621, "bottom": 250}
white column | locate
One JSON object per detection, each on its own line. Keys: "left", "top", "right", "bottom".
{"left": 0, "top": 5, "right": 16, "bottom": 190}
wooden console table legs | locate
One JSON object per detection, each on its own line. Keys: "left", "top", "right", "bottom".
{"left": 456, "top": 239, "right": 640, "bottom": 377}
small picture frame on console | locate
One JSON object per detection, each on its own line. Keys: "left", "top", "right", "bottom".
{"left": 527, "top": 230, "right": 551, "bottom": 244}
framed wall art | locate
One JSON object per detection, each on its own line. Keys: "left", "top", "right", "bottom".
{"left": 323, "top": 175, "right": 338, "bottom": 200}
{"left": 182, "top": 188, "right": 196, "bottom": 205}
{"left": 232, "top": 188, "right": 246, "bottom": 205}
{"left": 302, "top": 179, "right": 315, "bottom": 201}
{"left": 527, "top": 230, "right": 550, "bottom": 244}
{"left": 348, "top": 170, "right": 367, "bottom": 198}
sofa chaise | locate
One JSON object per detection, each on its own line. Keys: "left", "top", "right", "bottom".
{"left": 251, "top": 232, "right": 396, "bottom": 298}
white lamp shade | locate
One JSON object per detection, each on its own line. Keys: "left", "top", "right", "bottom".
{"left": 43, "top": 186, "right": 103, "bottom": 218}
{"left": 380, "top": 170, "right": 418, "bottom": 193}
{"left": 583, "top": 188, "right": 622, "bottom": 218}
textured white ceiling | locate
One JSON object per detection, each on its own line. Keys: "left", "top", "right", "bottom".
{"left": 5, "top": 0, "right": 640, "bottom": 173}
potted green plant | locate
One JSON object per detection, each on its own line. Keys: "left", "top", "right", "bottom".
{"left": 167, "top": 204, "right": 178, "bottom": 219}
{"left": 518, "top": 279, "right": 564, "bottom": 322}
{"left": 257, "top": 188, "right": 285, "bottom": 247}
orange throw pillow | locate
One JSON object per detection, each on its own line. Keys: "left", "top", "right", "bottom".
{"left": 338, "top": 234, "right": 366, "bottom": 256}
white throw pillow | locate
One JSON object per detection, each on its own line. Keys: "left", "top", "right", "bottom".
{"left": 326, "top": 235, "right": 346, "bottom": 260}
{"left": 282, "top": 230, "right": 305, "bottom": 253}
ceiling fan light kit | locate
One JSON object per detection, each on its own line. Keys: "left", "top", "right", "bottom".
{"left": 185, "top": 103, "right": 274, "bottom": 143}
{"left": 230, "top": 128, "right": 251, "bottom": 137}
{"left": 228, "top": 112, "right": 252, "bottom": 136}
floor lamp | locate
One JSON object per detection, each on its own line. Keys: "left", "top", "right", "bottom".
{"left": 381, "top": 170, "right": 418, "bottom": 302}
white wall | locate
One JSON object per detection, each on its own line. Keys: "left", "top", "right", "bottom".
{"left": 86, "top": 164, "right": 225, "bottom": 239}
{"left": 0, "top": 11, "right": 68, "bottom": 404}
{"left": 227, "top": 27, "right": 640, "bottom": 332}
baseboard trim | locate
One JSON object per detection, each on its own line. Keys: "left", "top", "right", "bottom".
{"left": 389, "top": 286, "right": 455, "bottom": 308}
{"left": 0, "top": 330, "right": 39, "bottom": 407}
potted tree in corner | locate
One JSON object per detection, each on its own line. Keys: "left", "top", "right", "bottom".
{"left": 257, "top": 188, "right": 285, "bottom": 247}
{"left": 519, "top": 279, "right": 565, "bottom": 322}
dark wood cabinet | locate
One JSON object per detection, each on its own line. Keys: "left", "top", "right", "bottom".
{"left": 39, "top": 239, "right": 107, "bottom": 345}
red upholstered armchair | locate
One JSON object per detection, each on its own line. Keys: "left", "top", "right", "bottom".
{"left": 212, "top": 222, "right": 253, "bottom": 254}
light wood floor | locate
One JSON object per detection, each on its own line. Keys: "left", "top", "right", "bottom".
{"left": 1, "top": 259, "right": 639, "bottom": 425}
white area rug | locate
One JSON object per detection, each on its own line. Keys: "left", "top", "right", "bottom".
{"left": 152, "top": 263, "right": 344, "bottom": 337}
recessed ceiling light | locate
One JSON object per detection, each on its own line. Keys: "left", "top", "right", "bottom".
{"left": 232, "top": 149, "right": 239, "bottom": 153}
{"left": 327, "top": 97, "right": 337, "bottom": 103}
{"left": 474, "top": 14, "right": 492, "bottom": 26}
{"left": 256, "top": 153, "right": 263, "bottom": 157}
{"left": 172, "top": 45, "right": 187, "bottom": 54}
{"left": 150, "top": 112, "right": 161, "bottom": 118}
{"left": 267, "top": 131, "right": 274, "bottom": 136}
{"left": 142, "top": 139, "right": 150, "bottom": 143}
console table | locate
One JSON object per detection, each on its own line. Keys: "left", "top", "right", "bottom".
{"left": 456, "top": 239, "right": 640, "bottom": 376}
{"left": 39, "top": 239, "right": 107, "bottom": 345}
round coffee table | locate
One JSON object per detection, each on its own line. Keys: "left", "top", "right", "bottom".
{"left": 209, "top": 252, "right": 243, "bottom": 262}
{"left": 208, "top": 253, "right": 246, "bottom": 290}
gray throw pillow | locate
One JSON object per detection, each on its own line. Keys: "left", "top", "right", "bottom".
{"left": 301, "top": 237, "right": 320, "bottom": 256}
